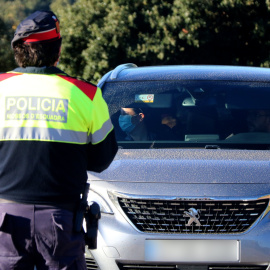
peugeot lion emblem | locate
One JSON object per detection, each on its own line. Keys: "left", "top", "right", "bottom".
{"left": 183, "top": 208, "right": 201, "bottom": 226}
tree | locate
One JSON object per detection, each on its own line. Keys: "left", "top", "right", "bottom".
{"left": 51, "top": 0, "right": 270, "bottom": 83}
{"left": 0, "top": 0, "right": 53, "bottom": 72}
{"left": 172, "top": 0, "right": 270, "bottom": 66}
{"left": 0, "top": 17, "right": 15, "bottom": 72}
{"left": 52, "top": 0, "right": 184, "bottom": 81}
{"left": 1, "top": 0, "right": 270, "bottom": 78}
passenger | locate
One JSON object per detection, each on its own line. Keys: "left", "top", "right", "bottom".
{"left": 118, "top": 108, "right": 156, "bottom": 141}
{"left": 159, "top": 113, "right": 184, "bottom": 140}
{"left": 246, "top": 110, "right": 270, "bottom": 133}
{"left": 226, "top": 109, "right": 270, "bottom": 140}
{"left": 161, "top": 113, "right": 177, "bottom": 129}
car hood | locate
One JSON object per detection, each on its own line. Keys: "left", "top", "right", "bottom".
{"left": 87, "top": 149, "right": 270, "bottom": 184}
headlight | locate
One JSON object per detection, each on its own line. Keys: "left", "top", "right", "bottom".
{"left": 88, "top": 189, "right": 114, "bottom": 214}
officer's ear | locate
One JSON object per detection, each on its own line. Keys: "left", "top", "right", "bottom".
{"left": 54, "top": 48, "right": 61, "bottom": 66}
{"left": 54, "top": 58, "right": 60, "bottom": 67}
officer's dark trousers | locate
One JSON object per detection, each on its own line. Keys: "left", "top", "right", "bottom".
{"left": 0, "top": 203, "right": 87, "bottom": 270}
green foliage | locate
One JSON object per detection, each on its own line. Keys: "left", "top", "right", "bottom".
{"left": 0, "top": 0, "right": 52, "bottom": 72}
{"left": 174, "top": 0, "right": 270, "bottom": 67}
{"left": 1, "top": 0, "right": 270, "bottom": 82}
{"left": 51, "top": 0, "right": 270, "bottom": 83}
{"left": 0, "top": 16, "right": 15, "bottom": 72}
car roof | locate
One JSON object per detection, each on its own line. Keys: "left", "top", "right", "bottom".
{"left": 98, "top": 64, "right": 270, "bottom": 88}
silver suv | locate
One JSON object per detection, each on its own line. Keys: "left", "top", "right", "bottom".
{"left": 85, "top": 64, "right": 270, "bottom": 270}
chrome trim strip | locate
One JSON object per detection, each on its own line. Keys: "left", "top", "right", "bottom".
{"left": 109, "top": 191, "right": 270, "bottom": 202}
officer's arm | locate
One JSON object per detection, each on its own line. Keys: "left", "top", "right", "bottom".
{"left": 86, "top": 87, "right": 118, "bottom": 172}
{"left": 86, "top": 128, "right": 118, "bottom": 173}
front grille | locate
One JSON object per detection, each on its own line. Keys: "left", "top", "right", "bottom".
{"left": 117, "top": 264, "right": 268, "bottom": 270}
{"left": 117, "top": 263, "right": 178, "bottom": 269}
{"left": 118, "top": 197, "right": 269, "bottom": 234}
{"left": 85, "top": 257, "right": 100, "bottom": 270}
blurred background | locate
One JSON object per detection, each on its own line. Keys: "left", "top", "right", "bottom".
{"left": 1, "top": 0, "right": 270, "bottom": 83}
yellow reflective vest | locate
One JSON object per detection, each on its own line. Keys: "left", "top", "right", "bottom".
{"left": 0, "top": 68, "right": 113, "bottom": 145}
{"left": 0, "top": 67, "right": 117, "bottom": 207}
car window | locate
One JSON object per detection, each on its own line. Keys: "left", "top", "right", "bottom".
{"left": 103, "top": 80, "right": 270, "bottom": 149}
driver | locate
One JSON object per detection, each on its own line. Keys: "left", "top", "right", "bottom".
{"left": 118, "top": 108, "right": 156, "bottom": 141}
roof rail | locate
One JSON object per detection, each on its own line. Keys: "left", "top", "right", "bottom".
{"left": 97, "top": 70, "right": 112, "bottom": 90}
{"left": 110, "top": 63, "right": 137, "bottom": 80}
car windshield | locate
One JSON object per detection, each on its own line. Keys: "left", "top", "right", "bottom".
{"left": 103, "top": 80, "right": 270, "bottom": 149}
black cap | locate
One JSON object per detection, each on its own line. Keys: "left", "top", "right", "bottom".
{"left": 11, "top": 10, "right": 61, "bottom": 48}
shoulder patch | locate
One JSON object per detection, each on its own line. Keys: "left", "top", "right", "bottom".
{"left": 0, "top": 73, "right": 22, "bottom": 82}
{"left": 57, "top": 75, "right": 97, "bottom": 100}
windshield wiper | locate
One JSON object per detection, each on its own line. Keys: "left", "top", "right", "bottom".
{"left": 205, "top": 145, "right": 220, "bottom": 149}
{"left": 149, "top": 141, "right": 156, "bottom": 149}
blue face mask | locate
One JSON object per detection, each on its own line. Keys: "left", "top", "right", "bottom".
{"left": 118, "top": 115, "right": 137, "bottom": 133}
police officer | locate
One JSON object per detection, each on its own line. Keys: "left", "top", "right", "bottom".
{"left": 0, "top": 10, "right": 118, "bottom": 269}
